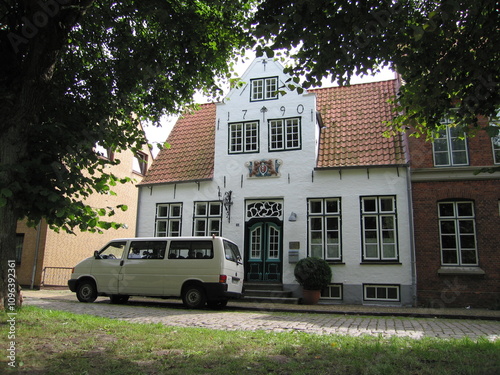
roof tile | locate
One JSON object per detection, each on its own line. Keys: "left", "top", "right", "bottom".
{"left": 139, "top": 103, "right": 216, "bottom": 185}
{"left": 310, "top": 80, "right": 406, "bottom": 168}
{"left": 141, "top": 80, "right": 406, "bottom": 185}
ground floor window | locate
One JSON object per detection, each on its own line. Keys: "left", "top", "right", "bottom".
{"left": 193, "top": 201, "right": 222, "bottom": 236}
{"left": 363, "top": 284, "right": 400, "bottom": 302}
{"left": 438, "top": 201, "right": 478, "bottom": 265}
{"left": 361, "top": 196, "right": 398, "bottom": 262}
{"left": 155, "top": 203, "right": 182, "bottom": 237}
{"left": 321, "top": 284, "right": 343, "bottom": 300}
{"left": 307, "top": 198, "right": 342, "bottom": 261}
{"left": 16, "top": 234, "right": 24, "bottom": 264}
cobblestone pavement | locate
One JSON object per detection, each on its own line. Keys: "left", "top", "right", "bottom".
{"left": 23, "top": 290, "right": 500, "bottom": 341}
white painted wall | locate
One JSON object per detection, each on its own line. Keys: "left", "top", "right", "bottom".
{"left": 137, "top": 57, "right": 414, "bottom": 305}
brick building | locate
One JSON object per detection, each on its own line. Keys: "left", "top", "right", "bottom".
{"left": 409, "top": 117, "right": 500, "bottom": 308}
{"left": 16, "top": 125, "right": 153, "bottom": 288}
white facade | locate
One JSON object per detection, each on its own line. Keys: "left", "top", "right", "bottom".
{"left": 137, "top": 57, "right": 415, "bottom": 305}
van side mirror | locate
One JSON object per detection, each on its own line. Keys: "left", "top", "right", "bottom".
{"left": 94, "top": 250, "right": 100, "bottom": 259}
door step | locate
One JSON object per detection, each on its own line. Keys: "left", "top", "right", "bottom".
{"left": 241, "top": 283, "right": 299, "bottom": 305}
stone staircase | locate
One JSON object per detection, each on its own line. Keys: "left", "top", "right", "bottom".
{"left": 241, "top": 282, "right": 299, "bottom": 304}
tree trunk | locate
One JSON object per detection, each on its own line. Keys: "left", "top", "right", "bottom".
{"left": 0, "top": 126, "right": 26, "bottom": 310}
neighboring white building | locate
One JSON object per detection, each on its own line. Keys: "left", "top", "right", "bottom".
{"left": 137, "top": 57, "right": 414, "bottom": 305}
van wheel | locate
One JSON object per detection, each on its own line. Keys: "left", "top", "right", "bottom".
{"left": 182, "top": 285, "right": 207, "bottom": 309}
{"left": 207, "top": 299, "right": 228, "bottom": 309}
{"left": 110, "top": 295, "right": 129, "bottom": 304}
{"left": 76, "top": 281, "right": 97, "bottom": 303}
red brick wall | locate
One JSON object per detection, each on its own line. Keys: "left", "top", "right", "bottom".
{"left": 408, "top": 117, "right": 498, "bottom": 168}
{"left": 412, "top": 180, "right": 500, "bottom": 308}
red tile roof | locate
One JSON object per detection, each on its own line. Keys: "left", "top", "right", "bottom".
{"left": 140, "top": 80, "right": 406, "bottom": 185}
{"left": 139, "top": 103, "right": 216, "bottom": 185}
{"left": 310, "top": 80, "right": 406, "bottom": 168}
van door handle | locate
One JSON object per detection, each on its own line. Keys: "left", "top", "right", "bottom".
{"left": 120, "top": 260, "right": 124, "bottom": 266}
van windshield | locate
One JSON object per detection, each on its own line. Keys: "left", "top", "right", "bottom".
{"left": 223, "top": 240, "right": 242, "bottom": 264}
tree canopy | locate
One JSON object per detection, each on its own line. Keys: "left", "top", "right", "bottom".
{"left": 0, "top": 0, "right": 253, "bottom": 308}
{"left": 252, "top": 0, "right": 499, "bottom": 139}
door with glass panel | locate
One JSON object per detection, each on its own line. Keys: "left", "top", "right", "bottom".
{"left": 245, "top": 220, "right": 282, "bottom": 282}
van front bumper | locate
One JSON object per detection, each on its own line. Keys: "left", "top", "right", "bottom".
{"left": 68, "top": 279, "right": 77, "bottom": 292}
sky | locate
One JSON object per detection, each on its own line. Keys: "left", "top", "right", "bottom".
{"left": 143, "top": 54, "right": 395, "bottom": 157}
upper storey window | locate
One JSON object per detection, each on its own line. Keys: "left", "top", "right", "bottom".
{"left": 250, "top": 77, "right": 278, "bottom": 101}
{"left": 490, "top": 110, "right": 500, "bottom": 164}
{"left": 432, "top": 119, "right": 469, "bottom": 167}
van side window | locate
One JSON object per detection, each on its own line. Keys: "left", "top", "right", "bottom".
{"left": 224, "top": 240, "right": 242, "bottom": 263}
{"left": 128, "top": 241, "right": 167, "bottom": 259}
{"left": 168, "top": 241, "right": 214, "bottom": 259}
{"left": 99, "top": 242, "right": 126, "bottom": 260}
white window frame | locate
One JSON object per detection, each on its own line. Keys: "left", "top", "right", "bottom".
{"left": 490, "top": 111, "right": 500, "bottom": 164}
{"left": 432, "top": 119, "right": 469, "bottom": 166}
{"left": 320, "top": 284, "right": 343, "bottom": 300}
{"left": 438, "top": 201, "right": 478, "bottom": 266}
{"left": 363, "top": 284, "right": 400, "bottom": 302}
{"left": 193, "top": 201, "right": 222, "bottom": 236}
{"left": 361, "top": 196, "right": 398, "bottom": 262}
{"left": 308, "top": 198, "right": 342, "bottom": 261}
{"left": 269, "top": 117, "right": 301, "bottom": 151}
{"left": 155, "top": 203, "right": 182, "bottom": 237}
{"left": 229, "top": 121, "right": 259, "bottom": 154}
{"left": 250, "top": 77, "right": 278, "bottom": 101}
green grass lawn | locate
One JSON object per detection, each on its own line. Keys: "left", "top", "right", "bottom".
{"left": 1, "top": 306, "right": 499, "bottom": 374}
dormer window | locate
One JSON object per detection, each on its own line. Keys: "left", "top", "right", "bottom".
{"left": 250, "top": 77, "right": 278, "bottom": 101}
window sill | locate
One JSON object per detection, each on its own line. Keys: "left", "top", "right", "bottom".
{"left": 326, "top": 262, "right": 345, "bottom": 265}
{"left": 360, "top": 262, "right": 402, "bottom": 265}
{"left": 438, "top": 267, "right": 485, "bottom": 276}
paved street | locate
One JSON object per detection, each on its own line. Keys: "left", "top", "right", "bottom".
{"left": 23, "top": 290, "right": 500, "bottom": 341}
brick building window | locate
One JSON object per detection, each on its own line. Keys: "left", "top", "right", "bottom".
{"left": 438, "top": 201, "right": 478, "bottom": 266}
{"left": 491, "top": 112, "right": 500, "bottom": 164}
{"left": 361, "top": 196, "right": 398, "bottom": 261}
{"left": 133, "top": 151, "right": 148, "bottom": 175}
{"left": 432, "top": 120, "right": 469, "bottom": 166}
{"left": 16, "top": 234, "right": 24, "bottom": 264}
{"left": 155, "top": 203, "right": 182, "bottom": 237}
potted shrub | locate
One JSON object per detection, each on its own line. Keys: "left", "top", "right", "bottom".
{"left": 294, "top": 257, "right": 332, "bottom": 304}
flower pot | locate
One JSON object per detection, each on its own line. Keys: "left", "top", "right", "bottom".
{"left": 302, "top": 289, "right": 321, "bottom": 305}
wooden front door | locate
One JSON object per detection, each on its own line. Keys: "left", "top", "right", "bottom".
{"left": 245, "top": 220, "right": 282, "bottom": 282}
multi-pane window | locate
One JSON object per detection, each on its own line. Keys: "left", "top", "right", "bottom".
{"left": 193, "top": 201, "right": 222, "bottom": 236}
{"left": 155, "top": 203, "right": 182, "bottom": 237}
{"left": 321, "top": 284, "right": 343, "bottom": 300}
{"left": 251, "top": 77, "right": 278, "bottom": 101}
{"left": 269, "top": 117, "right": 301, "bottom": 151}
{"left": 361, "top": 196, "right": 398, "bottom": 261}
{"left": 491, "top": 111, "right": 500, "bottom": 164}
{"left": 364, "top": 284, "right": 400, "bottom": 302}
{"left": 229, "top": 121, "right": 259, "bottom": 154}
{"left": 433, "top": 119, "right": 469, "bottom": 166}
{"left": 438, "top": 201, "right": 478, "bottom": 266}
{"left": 308, "top": 198, "right": 341, "bottom": 261}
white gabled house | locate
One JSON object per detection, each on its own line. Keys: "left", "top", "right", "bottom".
{"left": 136, "top": 57, "right": 415, "bottom": 305}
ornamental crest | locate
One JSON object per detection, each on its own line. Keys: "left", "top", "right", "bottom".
{"left": 246, "top": 159, "right": 282, "bottom": 178}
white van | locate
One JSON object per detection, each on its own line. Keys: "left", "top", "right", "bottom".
{"left": 68, "top": 236, "right": 244, "bottom": 309}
